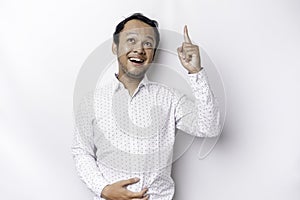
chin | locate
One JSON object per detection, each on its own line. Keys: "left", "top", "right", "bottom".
{"left": 127, "top": 63, "right": 150, "bottom": 76}
{"left": 126, "top": 70, "right": 147, "bottom": 79}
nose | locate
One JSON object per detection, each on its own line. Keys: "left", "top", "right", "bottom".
{"left": 133, "top": 42, "right": 146, "bottom": 55}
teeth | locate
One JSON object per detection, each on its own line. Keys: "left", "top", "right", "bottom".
{"left": 129, "top": 57, "right": 144, "bottom": 62}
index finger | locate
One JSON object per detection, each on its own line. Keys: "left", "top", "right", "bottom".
{"left": 184, "top": 25, "right": 192, "bottom": 43}
{"left": 118, "top": 177, "right": 139, "bottom": 186}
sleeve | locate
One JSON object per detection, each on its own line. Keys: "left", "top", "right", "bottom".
{"left": 71, "top": 93, "right": 109, "bottom": 198}
{"left": 174, "top": 69, "right": 221, "bottom": 137}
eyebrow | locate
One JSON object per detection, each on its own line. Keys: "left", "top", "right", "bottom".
{"left": 126, "top": 32, "right": 138, "bottom": 36}
{"left": 146, "top": 36, "right": 154, "bottom": 42}
{"left": 126, "top": 32, "right": 155, "bottom": 42}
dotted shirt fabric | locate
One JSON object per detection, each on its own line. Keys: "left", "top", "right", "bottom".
{"left": 71, "top": 69, "right": 221, "bottom": 200}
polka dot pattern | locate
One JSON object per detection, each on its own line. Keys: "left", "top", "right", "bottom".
{"left": 71, "top": 69, "right": 221, "bottom": 200}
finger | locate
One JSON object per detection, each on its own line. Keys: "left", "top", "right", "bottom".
{"left": 132, "top": 195, "right": 149, "bottom": 200}
{"left": 177, "top": 47, "right": 184, "bottom": 58}
{"left": 181, "top": 49, "right": 194, "bottom": 60}
{"left": 177, "top": 46, "right": 183, "bottom": 53}
{"left": 119, "top": 177, "right": 140, "bottom": 186}
{"left": 184, "top": 25, "right": 192, "bottom": 43}
{"left": 142, "top": 195, "right": 150, "bottom": 200}
{"left": 184, "top": 50, "right": 198, "bottom": 57}
{"left": 183, "top": 56, "right": 191, "bottom": 63}
{"left": 182, "top": 46, "right": 199, "bottom": 53}
{"left": 182, "top": 45, "right": 199, "bottom": 57}
{"left": 182, "top": 42, "right": 198, "bottom": 48}
{"left": 182, "top": 42, "right": 194, "bottom": 47}
{"left": 177, "top": 48, "right": 187, "bottom": 61}
{"left": 128, "top": 188, "right": 148, "bottom": 198}
{"left": 185, "top": 50, "right": 197, "bottom": 60}
{"left": 181, "top": 42, "right": 195, "bottom": 51}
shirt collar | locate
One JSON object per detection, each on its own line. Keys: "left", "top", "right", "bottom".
{"left": 113, "top": 73, "right": 150, "bottom": 93}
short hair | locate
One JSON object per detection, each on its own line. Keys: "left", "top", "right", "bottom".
{"left": 113, "top": 13, "right": 160, "bottom": 50}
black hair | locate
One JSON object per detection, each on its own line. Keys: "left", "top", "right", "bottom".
{"left": 113, "top": 13, "right": 160, "bottom": 50}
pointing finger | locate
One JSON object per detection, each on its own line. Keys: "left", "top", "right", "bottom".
{"left": 184, "top": 25, "right": 192, "bottom": 43}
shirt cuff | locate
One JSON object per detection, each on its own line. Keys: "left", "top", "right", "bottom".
{"left": 187, "top": 68, "right": 210, "bottom": 93}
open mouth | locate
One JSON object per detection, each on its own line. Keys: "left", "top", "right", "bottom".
{"left": 128, "top": 57, "right": 145, "bottom": 65}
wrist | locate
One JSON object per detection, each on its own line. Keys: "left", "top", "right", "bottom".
{"left": 101, "top": 184, "right": 111, "bottom": 198}
{"left": 188, "top": 67, "right": 203, "bottom": 74}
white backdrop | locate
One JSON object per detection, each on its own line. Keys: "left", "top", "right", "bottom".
{"left": 1, "top": 0, "right": 300, "bottom": 200}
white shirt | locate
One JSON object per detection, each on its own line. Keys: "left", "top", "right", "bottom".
{"left": 71, "top": 69, "right": 221, "bottom": 200}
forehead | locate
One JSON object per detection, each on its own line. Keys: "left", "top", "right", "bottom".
{"left": 120, "top": 19, "right": 155, "bottom": 37}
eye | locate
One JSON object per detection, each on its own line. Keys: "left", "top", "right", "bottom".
{"left": 127, "top": 38, "right": 135, "bottom": 43}
{"left": 144, "top": 41, "right": 153, "bottom": 48}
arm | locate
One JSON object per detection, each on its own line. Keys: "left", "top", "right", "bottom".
{"left": 175, "top": 25, "right": 221, "bottom": 137}
{"left": 174, "top": 69, "right": 221, "bottom": 137}
{"left": 71, "top": 93, "right": 109, "bottom": 198}
{"left": 71, "top": 93, "right": 149, "bottom": 200}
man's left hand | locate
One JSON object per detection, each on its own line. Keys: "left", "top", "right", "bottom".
{"left": 177, "top": 25, "right": 202, "bottom": 74}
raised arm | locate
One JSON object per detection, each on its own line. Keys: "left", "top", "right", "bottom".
{"left": 175, "top": 26, "right": 221, "bottom": 137}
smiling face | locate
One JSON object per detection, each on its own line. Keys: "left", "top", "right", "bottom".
{"left": 113, "top": 19, "right": 157, "bottom": 79}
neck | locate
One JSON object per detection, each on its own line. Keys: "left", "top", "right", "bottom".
{"left": 117, "top": 72, "right": 143, "bottom": 96}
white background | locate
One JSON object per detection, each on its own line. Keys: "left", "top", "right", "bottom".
{"left": 1, "top": 0, "right": 299, "bottom": 200}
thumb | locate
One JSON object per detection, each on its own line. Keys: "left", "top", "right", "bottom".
{"left": 177, "top": 47, "right": 184, "bottom": 59}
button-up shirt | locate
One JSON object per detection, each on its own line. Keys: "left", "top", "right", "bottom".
{"left": 71, "top": 69, "right": 221, "bottom": 200}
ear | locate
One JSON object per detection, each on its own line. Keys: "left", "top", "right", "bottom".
{"left": 112, "top": 43, "right": 117, "bottom": 55}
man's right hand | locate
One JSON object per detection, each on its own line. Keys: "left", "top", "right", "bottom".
{"left": 101, "top": 177, "right": 149, "bottom": 200}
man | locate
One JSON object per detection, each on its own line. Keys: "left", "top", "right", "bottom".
{"left": 72, "top": 13, "right": 221, "bottom": 200}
